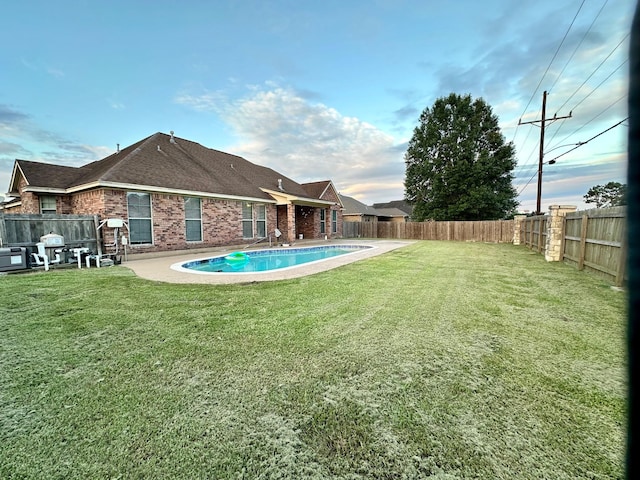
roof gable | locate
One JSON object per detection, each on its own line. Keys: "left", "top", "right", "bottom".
{"left": 303, "top": 180, "right": 343, "bottom": 206}
{"left": 10, "top": 160, "right": 82, "bottom": 193}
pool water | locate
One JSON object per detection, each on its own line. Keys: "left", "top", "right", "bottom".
{"left": 176, "top": 245, "right": 373, "bottom": 273}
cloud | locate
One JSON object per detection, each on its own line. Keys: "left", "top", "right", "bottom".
{"left": 0, "top": 140, "right": 31, "bottom": 157}
{"left": 177, "top": 85, "right": 407, "bottom": 202}
{"left": 46, "top": 67, "right": 65, "bottom": 78}
{"left": 175, "top": 90, "right": 228, "bottom": 112}
{"left": 0, "top": 103, "right": 110, "bottom": 165}
{"left": 0, "top": 105, "right": 30, "bottom": 124}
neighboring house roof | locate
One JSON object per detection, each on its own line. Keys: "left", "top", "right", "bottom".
{"left": 338, "top": 194, "right": 380, "bottom": 216}
{"left": 375, "top": 207, "right": 406, "bottom": 217}
{"left": 372, "top": 200, "right": 413, "bottom": 216}
{"left": 7, "top": 132, "right": 335, "bottom": 206}
{"left": 375, "top": 207, "right": 409, "bottom": 219}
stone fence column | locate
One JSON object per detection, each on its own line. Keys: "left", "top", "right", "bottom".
{"left": 544, "top": 205, "right": 577, "bottom": 262}
{"left": 513, "top": 215, "right": 527, "bottom": 245}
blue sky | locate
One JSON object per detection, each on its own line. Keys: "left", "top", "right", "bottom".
{"left": 0, "top": 0, "right": 633, "bottom": 212}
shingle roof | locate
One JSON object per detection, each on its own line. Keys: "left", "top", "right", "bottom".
{"left": 12, "top": 132, "right": 318, "bottom": 202}
{"left": 14, "top": 160, "right": 83, "bottom": 190}
{"left": 375, "top": 207, "right": 409, "bottom": 218}
{"left": 338, "top": 194, "right": 380, "bottom": 216}
{"left": 372, "top": 200, "right": 413, "bottom": 216}
{"left": 303, "top": 180, "right": 332, "bottom": 199}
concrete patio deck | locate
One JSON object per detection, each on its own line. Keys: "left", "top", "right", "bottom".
{"left": 123, "top": 239, "right": 413, "bottom": 284}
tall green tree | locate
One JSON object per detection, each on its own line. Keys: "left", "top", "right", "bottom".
{"left": 404, "top": 93, "right": 518, "bottom": 221}
{"left": 584, "top": 182, "right": 627, "bottom": 208}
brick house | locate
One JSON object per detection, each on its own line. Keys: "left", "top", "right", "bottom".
{"left": 3, "top": 132, "right": 343, "bottom": 254}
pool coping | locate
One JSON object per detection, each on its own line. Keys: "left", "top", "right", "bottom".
{"left": 123, "top": 239, "right": 414, "bottom": 284}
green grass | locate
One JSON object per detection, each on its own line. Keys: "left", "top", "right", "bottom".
{"left": 0, "top": 241, "right": 626, "bottom": 479}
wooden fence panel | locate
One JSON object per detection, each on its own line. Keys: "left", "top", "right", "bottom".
{"left": 562, "top": 206, "right": 626, "bottom": 285}
{"left": 0, "top": 214, "right": 101, "bottom": 253}
{"left": 519, "top": 206, "right": 626, "bottom": 286}
{"left": 520, "top": 215, "right": 548, "bottom": 254}
{"left": 562, "top": 215, "right": 583, "bottom": 266}
{"left": 344, "top": 220, "right": 513, "bottom": 243}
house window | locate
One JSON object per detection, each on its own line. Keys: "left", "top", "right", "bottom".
{"left": 256, "top": 204, "right": 266, "bottom": 237}
{"left": 185, "top": 197, "right": 202, "bottom": 242}
{"left": 127, "top": 192, "right": 152, "bottom": 244}
{"left": 242, "top": 203, "right": 268, "bottom": 238}
{"left": 320, "top": 209, "right": 326, "bottom": 234}
{"left": 242, "top": 203, "right": 253, "bottom": 238}
{"left": 332, "top": 209, "right": 338, "bottom": 233}
{"left": 40, "top": 196, "right": 57, "bottom": 214}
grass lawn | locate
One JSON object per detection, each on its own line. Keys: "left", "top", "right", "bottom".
{"left": 0, "top": 241, "right": 627, "bottom": 479}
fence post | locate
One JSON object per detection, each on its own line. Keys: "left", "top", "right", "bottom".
{"left": 537, "top": 217, "right": 544, "bottom": 253}
{"left": 545, "top": 205, "right": 577, "bottom": 262}
{"left": 94, "top": 215, "right": 103, "bottom": 257}
{"left": 616, "top": 227, "right": 627, "bottom": 287}
{"left": 529, "top": 218, "right": 534, "bottom": 249}
{"left": 578, "top": 214, "right": 589, "bottom": 270}
{"left": 0, "top": 214, "right": 5, "bottom": 247}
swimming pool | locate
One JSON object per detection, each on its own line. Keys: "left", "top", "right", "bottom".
{"left": 171, "top": 244, "right": 374, "bottom": 274}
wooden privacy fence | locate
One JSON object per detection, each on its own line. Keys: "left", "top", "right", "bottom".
{"left": 0, "top": 214, "right": 101, "bottom": 253}
{"left": 343, "top": 220, "right": 514, "bottom": 243}
{"left": 519, "top": 215, "right": 548, "bottom": 254}
{"left": 518, "top": 206, "right": 626, "bottom": 286}
{"left": 561, "top": 206, "right": 626, "bottom": 286}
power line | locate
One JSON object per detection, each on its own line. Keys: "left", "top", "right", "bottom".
{"left": 543, "top": 0, "right": 612, "bottom": 149}
{"left": 514, "top": 125, "right": 539, "bottom": 170}
{"left": 543, "top": 56, "right": 627, "bottom": 151}
{"left": 512, "top": 1, "right": 585, "bottom": 143}
{"left": 549, "top": 0, "right": 608, "bottom": 93}
{"left": 545, "top": 116, "right": 629, "bottom": 164}
{"left": 541, "top": 116, "right": 570, "bottom": 155}
{"left": 517, "top": 116, "right": 627, "bottom": 200}
{"left": 571, "top": 59, "right": 628, "bottom": 112}
{"left": 517, "top": 170, "right": 539, "bottom": 197}
{"left": 515, "top": 140, "right": 544, "bottom": 174}
{"left": 554, "top": 32, "right": 630, "bottom": 114}
{"left": 549, "top": 92, "right": 627, "bottom": 150}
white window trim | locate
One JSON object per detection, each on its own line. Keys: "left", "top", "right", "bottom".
{"left": 242, "top": 203, "right": 254, "bottom": 239}
{"left": 185, "top": 197, "right": 203, "bottom": 243}
{"left": 127, "top": 192, "right": 154, "bottom": 245}
{"left": 320, "top": 208, "right": 326, "bottom": 234}
{"left": 256, "top": 204, "right": 266, "bottom": 238}
{"left": 40, "top": 195, "right": 57, "bottom": 214}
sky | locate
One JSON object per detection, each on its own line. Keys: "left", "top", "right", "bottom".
{"left": 0, "top": 0, "right": 634, "bottom": 213}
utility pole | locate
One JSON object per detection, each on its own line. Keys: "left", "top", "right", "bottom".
{"left": 519, "top": 91, "right": 572, "bottom": 215}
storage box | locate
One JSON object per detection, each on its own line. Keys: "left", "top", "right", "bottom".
{"left": 0, "top": 247, "right": 29, "bottom": 272}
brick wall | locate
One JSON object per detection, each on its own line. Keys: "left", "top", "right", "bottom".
{"left": 6, "top": 182, "right": 332, "bottom": 253}
{"left": 94, "top": 191, "right": 275, "bottom": 254}
{"left": 71, "top": 190, "right": 107, "bottom": 215}
{"left": 17, "top": 177, "right": 39, "bottom": 213}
